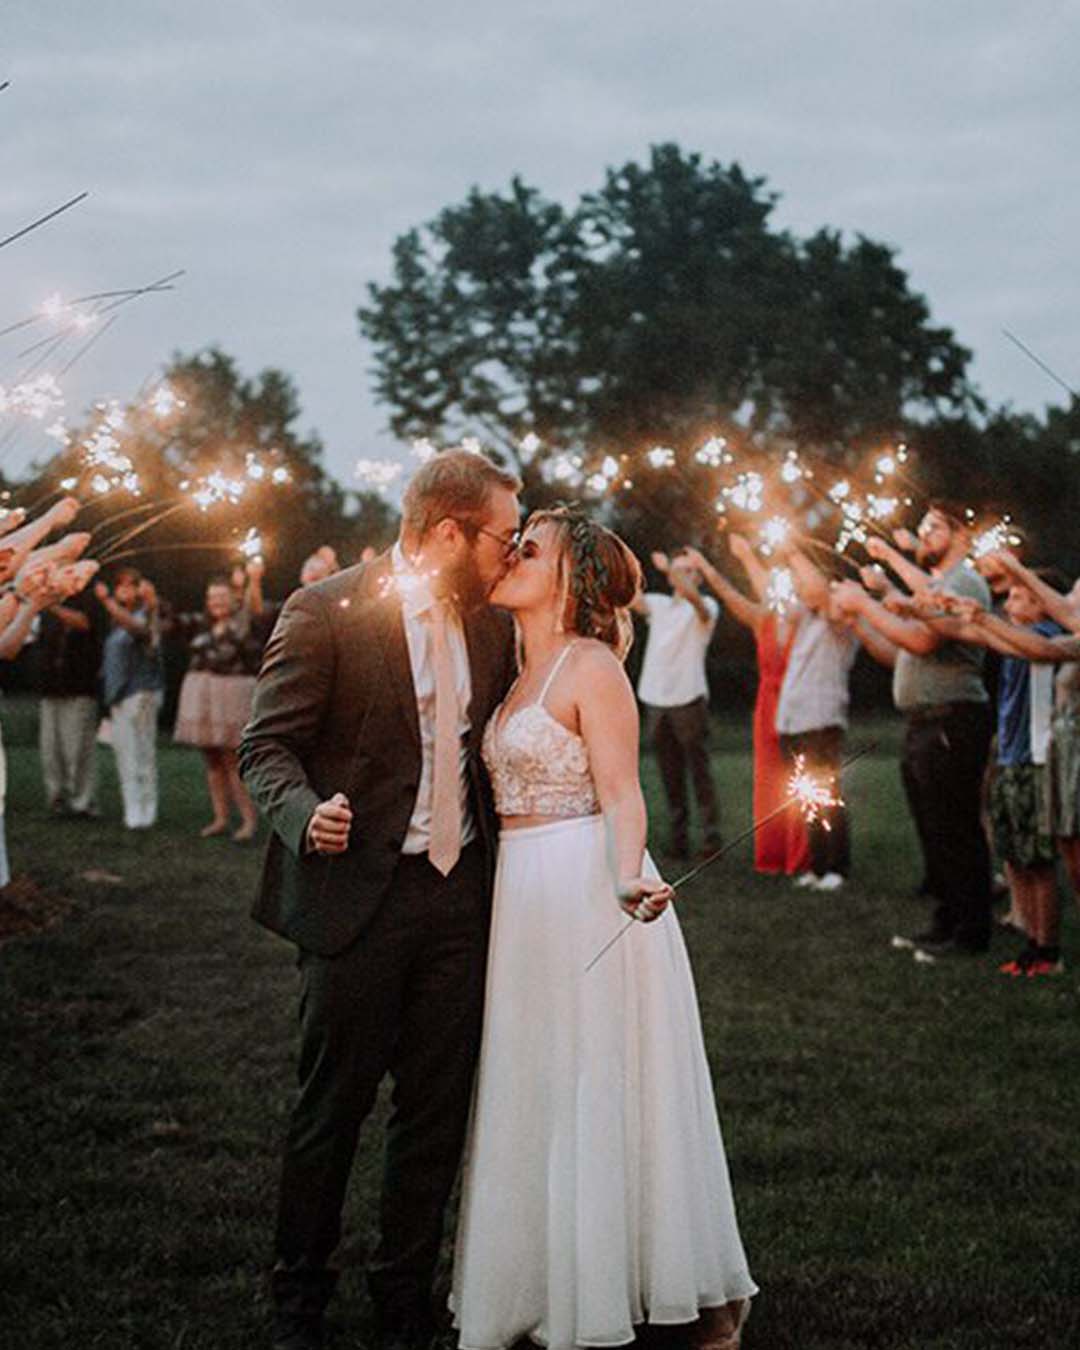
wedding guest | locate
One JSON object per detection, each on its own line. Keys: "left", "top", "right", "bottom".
{"left": 832, "top": 502, "right": 993, "bottom": 955}
{"left": 683, "top": 537, "right": 811, "bottom": 875}
{"left": 36, "top": 589, "right": 102, "bottom": 818}
{"left": 773, "top": 546, "right": 858, "bottom": 891}
{"left": 172, "top": 561, "right": 265, "bottom": 841}
{"left": 630, "top": 549, "right": 722, "bottom": 859}
{"left": 96, "top": 569, "right": 165, "bottom": 831}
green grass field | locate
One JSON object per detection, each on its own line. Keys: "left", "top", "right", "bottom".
{"left": 1, "top": 696, "right": 1078, "bottom": 1349}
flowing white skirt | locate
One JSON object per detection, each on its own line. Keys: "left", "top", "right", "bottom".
{"left": 452, "top": 815, "right": 757, "bottom": 1350}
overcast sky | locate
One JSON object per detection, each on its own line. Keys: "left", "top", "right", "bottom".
{"left": 2, "top": 0, "right": 1077, "bottom": 489}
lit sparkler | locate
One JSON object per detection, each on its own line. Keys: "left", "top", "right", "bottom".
{"left": 765, "top": 566, "right": 796, "bottom": 616}
{"left": 758, "top": 516, "right": 791, "bottom": 556}
{"left": 585, "top": 744, "right": 874, "bottom": 971}
{"left": 354, "top": 457, "right": 405, "bottom": 493}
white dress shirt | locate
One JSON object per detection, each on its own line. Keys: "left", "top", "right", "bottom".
{"left": 391, "top": 543, "right": 475, "bottom": 854}
{"left": 775, "top": 604, "right": 858, "bottom": 736}
{"left": 636, "top": 592, "right": 719, "bottom": 707}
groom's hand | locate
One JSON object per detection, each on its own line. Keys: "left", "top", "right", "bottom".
{"left": 617, "top": 876, "right": 674, "bottom": 923}
{"left": 306, "top": 792, "right": 353, "bottom": 854}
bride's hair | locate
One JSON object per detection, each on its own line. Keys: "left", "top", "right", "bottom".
{"left": 528, "top": 507, "right": 642, "bottom": 660}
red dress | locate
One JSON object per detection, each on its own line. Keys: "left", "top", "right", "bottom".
{"left": 752, "top": 614, "right": 812, "bottom": 874}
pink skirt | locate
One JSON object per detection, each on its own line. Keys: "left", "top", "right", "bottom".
{"left": 173, "top": 670, "right": 255, "bottom": 750}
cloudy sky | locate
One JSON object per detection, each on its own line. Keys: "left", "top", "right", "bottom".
{"left": 2, "top": 0, "right": 1077, "bottom": 488}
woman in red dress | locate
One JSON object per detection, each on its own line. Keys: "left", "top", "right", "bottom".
{"left": 683, "top": 539, "right": 811, "bottom": 875}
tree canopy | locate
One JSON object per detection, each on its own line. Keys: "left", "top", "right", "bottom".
{"left": 358, "top": 143, "right": 981, "bottom": 475}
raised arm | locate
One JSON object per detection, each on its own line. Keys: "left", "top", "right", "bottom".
{"left": 989, "top": 551, "right": 1080, "bottom": 636}
{"left": 865, "top": 535, "right": 935, "bottom": 594}
{"left": 786, "top": 546, "right": 830, "bottom": 613}
{"left": 829, "top": 580, "right": 941, "bottom": 656}
{"left": 681, "top": 546, "right": 762, "bottom": 634}
{"left": 727, "top": 532, "right": 770, "bottom": 602}
{"left": 576, "top": 644, "right": 673, "bottom": 921}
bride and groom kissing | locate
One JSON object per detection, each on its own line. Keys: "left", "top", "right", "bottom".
{"left": 239, "top": 450, "right": 756, "bottom": 1350}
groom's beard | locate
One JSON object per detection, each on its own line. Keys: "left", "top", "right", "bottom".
{"left": 444, "top": 548, "right": 490, "bottom": 613}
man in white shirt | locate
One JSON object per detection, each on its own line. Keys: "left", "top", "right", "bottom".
{"left": 632, "top": 550, "right": 722, "bottom": 858}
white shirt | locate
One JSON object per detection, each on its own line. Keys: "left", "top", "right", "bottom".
{"left": 392, "top": 543, "right": 475, "bottom": 854}
{"left": 775, "top": 605, "right": 858, "bottom": 736}
{"left": 636, "top": 591, "right": 719, "bottom": 707}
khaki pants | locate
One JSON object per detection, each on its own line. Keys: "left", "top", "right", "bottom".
{"left": 39, "top": 695, "right": 99, "bottom": 813}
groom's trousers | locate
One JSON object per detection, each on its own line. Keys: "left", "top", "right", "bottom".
{"left": 273, "top": 839, "right": 488, "bottom": 1317}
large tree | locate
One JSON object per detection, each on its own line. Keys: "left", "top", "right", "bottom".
{"left": 358, "top": 143, "right": 980, "bottom": 477}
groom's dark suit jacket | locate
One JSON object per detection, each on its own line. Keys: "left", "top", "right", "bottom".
{"left": 238, "top": 553, "right": 515, "bottom": 957}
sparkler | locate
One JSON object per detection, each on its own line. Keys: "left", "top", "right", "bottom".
{"left": 764, "top": 565, "right": 796, "bottom": 616}
{"left": 0, "top": 190, "right": 88, "bottom": 252}
{"left": 354, "top": 457, "right": 405, "bottom": 493}
{"left": 585, "top": 744, "right": 874, "bottom": 971}
{"left": 966, "top": 516, "right": 1022, "bottom": 566}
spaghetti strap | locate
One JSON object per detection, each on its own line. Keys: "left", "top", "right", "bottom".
{"left": 537, "top": 640, "right": 578, "bottom": 708}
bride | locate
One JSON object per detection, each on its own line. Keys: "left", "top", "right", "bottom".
{"left": 452, "top": 508, "right": 757, "bottom": 1350}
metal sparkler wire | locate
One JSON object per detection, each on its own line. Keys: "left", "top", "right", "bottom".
{"left": 584, "top": 740, "right": 878, "bottom": 972}
{"left": 1002, "top": 328, "right": 1078, "bottom": 402}
{"left": 0, "top": 191, "right": 88, "bottom": 252}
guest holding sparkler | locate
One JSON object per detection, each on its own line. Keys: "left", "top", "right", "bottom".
{"left": 172, "top": 561, "right": 265, "bottom": 841}
{"left": 832, "top": 502, "right": 994, "bottom": 956}
{"left": 35, "top": 589, "right": 102, "bottom": 819}
{"left": 771, "top": 544, "right": 858, "bottom": 891}
{"left": 630, "top": 549, "right": 722, "bottom": 860}
{"left": 681, "top": 536, "right": 811, "bottom": 876}
{"left": 96, "top": 568, "right": 165, "bottom": 831}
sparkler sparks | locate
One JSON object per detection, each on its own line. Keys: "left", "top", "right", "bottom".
{"left": 758, "top": 516, "right": 791, "bottom": 556}
{"left": 238, "top": 527, "right": 264, "bottom": 562}
{"left": 694, "top": 436, "right": 733, "bottom": 468}
{"left": 765, "top": 566, "right": 796, "bottom": 616}
{"left": 646, "top": 445, "right": 676, "bottom": 470}
{"left": 787, "top": 754, "right": 843, "bottom": 830}
{"left": 354, "top": 457, "right": 404, "bottom": 493}
{"left": 967, "top": 516, "right": 1022, "bottom": 563}
{"left": 724, "top": 472, "right": 765, "bottom": 513}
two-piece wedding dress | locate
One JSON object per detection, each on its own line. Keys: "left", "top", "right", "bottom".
{"left": 452, "top": 644, "right": 757, "bottom": 1350}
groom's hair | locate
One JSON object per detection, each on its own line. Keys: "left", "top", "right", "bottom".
{"left": 401, "top": 449, "right": 520, "bottom": 547}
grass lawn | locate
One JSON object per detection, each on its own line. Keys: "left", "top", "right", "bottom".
{"left": 1, "top": 696, "right": 1078, "bottom": 1349}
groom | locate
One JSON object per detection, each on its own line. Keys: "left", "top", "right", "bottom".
{"left": 239, "top": 450, "right": 521, "bottom": 1350}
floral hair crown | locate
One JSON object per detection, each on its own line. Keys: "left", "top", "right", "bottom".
{"left": 554, "top": 506, "right": 609, "bottom": 637}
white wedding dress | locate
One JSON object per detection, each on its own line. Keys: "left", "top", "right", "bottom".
{"left": 452, "top": 645, "right": 757, "bottom": 1350}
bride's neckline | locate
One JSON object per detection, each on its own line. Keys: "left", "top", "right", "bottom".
{"left": 494, "top": 640, "right": 580, "bottom": 741}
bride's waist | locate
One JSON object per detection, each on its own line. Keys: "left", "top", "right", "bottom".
{"left": 498, "top": 811, "right": 602, "bottom": 840}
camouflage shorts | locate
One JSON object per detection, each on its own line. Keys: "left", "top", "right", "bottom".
{"left": 989, "top": 763, "right": 1056, "bottom": 869}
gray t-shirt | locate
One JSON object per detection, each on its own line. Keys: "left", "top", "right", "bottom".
{"left": 892, "top": 562, "right": 990, "bottom": 712}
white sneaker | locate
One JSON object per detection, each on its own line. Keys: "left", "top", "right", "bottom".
{"left": 812, "top": 872, "right": 845, "bottom": 892}
{"left": 793, "top": 872, "right": 818, "bottom": 889}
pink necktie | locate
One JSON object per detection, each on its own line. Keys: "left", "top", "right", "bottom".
{"left": 428, "top": 601, "right": 462, "bottom": 876}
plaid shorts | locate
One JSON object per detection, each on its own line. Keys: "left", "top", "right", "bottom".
{"left": 989, "top": 763, "right": 1056, "bottom": 868}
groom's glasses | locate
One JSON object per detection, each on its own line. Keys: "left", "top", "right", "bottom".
{"left": 466, "top": 523, "right": 522, "bottom": 558}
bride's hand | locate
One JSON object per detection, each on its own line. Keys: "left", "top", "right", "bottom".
{"left": 617, "top": 876, "right": 673, "bottom": 923}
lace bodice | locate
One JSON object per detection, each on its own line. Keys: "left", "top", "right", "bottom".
{"left": 482, "top": 643, "right": 600, "bottom": 819}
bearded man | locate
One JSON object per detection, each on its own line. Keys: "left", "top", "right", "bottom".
{"left": 831, "top": 501, "right": 994, "bottom": 957}
{"left": 240, "top": 450, "right": 521, "bottom": 1350}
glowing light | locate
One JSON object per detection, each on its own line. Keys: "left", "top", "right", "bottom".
{"left": 787, "top": 754, "right": 842, "bottom": 829}
{"left": 519, "top": 432, "right": 542, "bottom": 457}
{"left": 780, "top": 452, "right": 804, "bottom": 484}
{"left": 867, "top": 494, "right": 900, "bottom": 522}
{"left": 968, "top": 517, "right": 1022, "bottom": 563}
{"left": 695, "top": 437, "right": 730, "bottom": 468}
{"left": 724, "top": 472, "right": 765, "bottom": 513}
{"left": 601, "top": 455, "right": 620, "bottom": 480}
{"left": 59, "top": 477, "right": 78, "bottom": 491}
{"left": 411, "top": 437, "right": 437, "bottom": 463}
{"left": 828, "top": 480, "right": 851, "bottom": 503}
{"left": 459, "top": 436, "right": 484, "bottom": 456}
{"left": 354, "top": 457, "right": 404, "bottom": 492}
{"left": 765, "top": 566, "right": 796, "bottom": 616}
{"left": 759, "top": 516, "right": 791, "bottom": 556}
{"left": 646, "top": 445, "right": 676, "bottom": 470}
{"left": 271, "top": 466, "right": 290, "bottom": 485}
{"left": 238, "top": 527, "right": 264, "bottom": 561}
{"left": 149, "top": 382, "right": 184, "bottom": 418}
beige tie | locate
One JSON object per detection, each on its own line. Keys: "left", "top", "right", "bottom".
{"left": 428, "top": 601, "right": 462, "bottom": 876}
